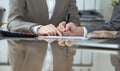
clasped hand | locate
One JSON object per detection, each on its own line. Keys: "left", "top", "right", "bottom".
{"left": 87, "top": 30, "right": 118, "bottom": 39}
{"left": 36, "top": 22, "right": 79, "bottom": 36}
{"left": 36, "top": 24, "right": 62, "bottom": 36}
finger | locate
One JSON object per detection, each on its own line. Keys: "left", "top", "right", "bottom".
{"left": 58, "top": 22, "right": 66, "bottom": 31}
{"left": 44, "top": 39, "right": 55, "bottom": 43}
{"left": 87, "top": 33, "right": 100, "bottom": 38}
{"left": 37, "top": 26, "right": 50, "bottom": 36}
{"left": 46, "top": 24, "right": 59, "bottom": 36}
{"left": 49, "top": 24, "right": 58, "bottom": 36}
{"left": 101, "top": 33, "right": 113, "bottom": 38}
{"left": 56, "top": 29, "right": 62, "bottom": 36}
{"left": 87, "top": 33, "right": 112, "bottom": 38}
{"left": 42, "top": 29, "right": 51, "bottom": 36}
{"left": 50, "top": 24, "right": 62, "bottom": 36}
{"left": 57, "top": 27, "right": 63, "bottom": 33}
{"left": 91, "top": 31, "right": 101, "bottom": 34}
{"left": 57, "top": 26, "right": 64, "bottom": 33}
{"left": 66, "top": 22, "right": 75, "bottom": 31}
{"left": 90, "top": 31, "right": 114, "bottom": 38}
{"left": 58, "top": 39, "right": 65, "bottom": 46}
{"left": 44, "top": 26, "right": 56, "bottom": 36}
{"left": 65, "top": 40, "right": 72, "bottom": 47}
{"left": 66, "top": 31, "right": 75, "bottom": 36}
{"left": 57, "top": 26, "right": 67, "bottom": 36}
{"left": 59, "top": 21, "right": 66, "bottom": 27}
{"left": 92, "top": 30, "right": 106, "bottom": 34}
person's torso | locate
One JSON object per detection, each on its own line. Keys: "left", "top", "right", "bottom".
{"left": 24, "top": 0, "right": 70, "bottom": 26}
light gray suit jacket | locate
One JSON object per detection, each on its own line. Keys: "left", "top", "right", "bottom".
{"left": 7, "top": 0, "right": 79, "bottom": 71}
{"left": 7, "top": 0, "right": 80, "bottom": 32}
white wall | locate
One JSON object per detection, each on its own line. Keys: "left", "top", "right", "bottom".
{"left": 76, "top": 0, "right": 101, "bottom": 11}
{"left": 72, "top": 49, "right": 115, "bottom": 71}
{"left": 0, "top": 40, "right": 10, "bottom": 71}
{"left": 100, "top": 0, "right": 114, "bottom": 22}
{"left": 76, "top": 0, "right": 113, "bottom": 22}
{"left": 0, "top": 0, "right": 9, "bottom": 23}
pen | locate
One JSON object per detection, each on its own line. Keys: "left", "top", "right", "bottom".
{"left": 64, "top": 13, "right": 71, "bottom": 54}
{"left": 65, "top": 13, "right": 70, "bottom": 25}
{"left": 63, "top": 13, "right": 71, "bottom": 35}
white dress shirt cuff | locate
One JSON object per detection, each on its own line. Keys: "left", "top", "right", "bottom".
{"left": 32, "top": 25, "right": 42, "bottom": 34}
{"left": 83, "top": 27, "right": 88, "bottom": 37}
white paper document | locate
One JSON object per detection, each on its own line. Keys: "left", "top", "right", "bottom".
{"left": 39, "top": 36, "right": 88, "bottom": 40}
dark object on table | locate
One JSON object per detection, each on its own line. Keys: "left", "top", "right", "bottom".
{"left": 78, "top": 10, "right": 104, "bottom": 21}
{"left": 0, "top": 30, "right": 37, "bottom": 37}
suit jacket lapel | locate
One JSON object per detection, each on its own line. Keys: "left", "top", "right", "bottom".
{"left": 50, "top": 0, "right": 67, "bottom": 22}
{"left": 39, "top": 0, "right": 49, "bottom": 24}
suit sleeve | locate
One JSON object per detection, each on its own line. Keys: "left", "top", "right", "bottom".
{"left": 67, "top": 0, "right": 80, "bottom": 26}
{"left": 84, "top": 4, "right": 120, "bottom": 33}
{"left": 115, "top": 31, "right": 120, "bottom": 38}
{"left": 7, "top": 0, "right": 38, "bottom": 32}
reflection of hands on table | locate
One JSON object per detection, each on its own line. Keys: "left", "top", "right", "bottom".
{"left": 43, "top": 39, "right": 56, "bottom": 43}
{"left": 38, "top": 36, "right": 73, "bottom": 47}
{"left": 58, "top": 39, "right": 73, "bottom": 47}
{"left": 38, "top": 36, "right": 56, "bottom": 43}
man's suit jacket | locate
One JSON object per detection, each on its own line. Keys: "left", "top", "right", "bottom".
{"left": 7, "top": 0, "right": 79, "bottom": 71}
{"left": 84, "top": 1, "right": 120, "bottom": 33}
{"left": 7, "top": 0, "right": 80, "bottom": 32}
